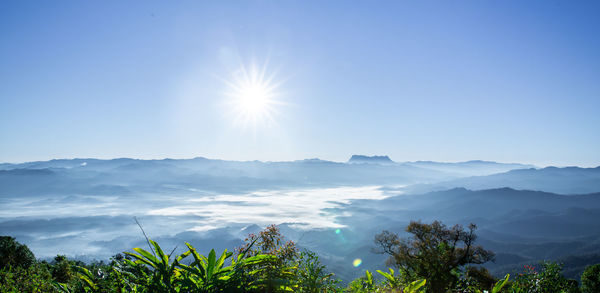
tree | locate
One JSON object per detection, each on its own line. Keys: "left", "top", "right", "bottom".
{"left": 374, "top": 221, "right": 495, "bottom": 292}
{"left": 582, "top": 263, "right": 600, "bottom": 293}
{"left": 0, "top": 236, "right": 36, "bottom": 270}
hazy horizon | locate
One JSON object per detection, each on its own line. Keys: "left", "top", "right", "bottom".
{"left": 2, "top": 154, "right": 599, "bottom": 168}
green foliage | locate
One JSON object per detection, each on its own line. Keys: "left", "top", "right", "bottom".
{"left": 345, "top": 269, "right": 426, "bottom": 293}
{"left": 468, "top": 266, "right": 497, "bottom": 291}
{"left": 581, "top": 263, "right": 600, "bottom": 293}
{"left": 346, "top": 270, "right": 376, "bottom": 293}
{"left": 52, "top": 255, "right": 74, "bottom": 283}
{"left": 491, "top": 274, "right": 510, "bottom": 293}
{"left": 123, "top": 239, "right": 188, "bottom": 292}
{"left": 0, "top": 236, "right": 36, "bottom": 270}
{"left": 5, "top": 223, "right": 600, "bottom": 293}
{"left": 377, "top": 268, "right": 403, "bottom": 289}
{"left": 453, "top": 266, "right": 502, "bottom": 292}
{"left": 88, "top": 225, "right": 337, "bottom": 292}
{"left": 404, "top": 279, "right": 427, "bottom": 293}
{"left": 73, "top": 265, "right": 98, "bottom": 292}
{"left": 374, "top": 221, "right": 494, "bottom": 293}
{"left": 511, "top": 262, "right": 580, "bottom": 293}
{"left": 0, "top": 264, "right": 58, "bottom": 292}
{"left": 176, "top": 245, "right": 239, "bottom": 291}
{"left": 235, "top": 224, "right": 300, "bottom": 292}
{"left": 296, "top": 250, "right": 340, "bottom": 292}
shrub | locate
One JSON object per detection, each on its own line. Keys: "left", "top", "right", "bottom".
{"left": 0, "top": 263, "right": 57, "bottom": 292}
{"left": 581, "top": 263, "right": 600, "bottom": 293}
{"left": 296, "top": 250, "right": 340, "bottom": 292}
{"left": 511, "top": 262, "right": 579, "bottom": 293}
{"left": 235, "top": 224, "right": 299, "bottom": 291}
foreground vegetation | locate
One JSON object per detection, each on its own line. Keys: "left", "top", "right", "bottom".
{"left": 1, "top": 221, "right": 599, "bottom": 292}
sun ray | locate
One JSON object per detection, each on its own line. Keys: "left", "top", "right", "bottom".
{"left": 223, "top": 61, "right": 284, "bottom": 129}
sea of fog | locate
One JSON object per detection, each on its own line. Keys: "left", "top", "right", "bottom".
{"left": 1, "top": 185, "right": 397, "bottom": 259}
{"left": 6, "top": 159, "right": 598, "bottom": 281}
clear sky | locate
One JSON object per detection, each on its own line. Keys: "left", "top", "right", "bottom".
{"left": 1, "top": 0, "right": 599, "bottom": 166}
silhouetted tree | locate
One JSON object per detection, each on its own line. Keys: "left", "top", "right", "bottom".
{"left": 0, "top": 236, "right": 36, "bottom": 270}
{"left": 374, "top": 220, "right": 495, "bottom": 292}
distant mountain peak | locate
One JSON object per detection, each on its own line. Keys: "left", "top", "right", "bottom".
{"left": 348, "top": 155, "right": 394, "bottom": 164}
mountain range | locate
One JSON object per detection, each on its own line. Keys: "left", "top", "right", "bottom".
{"left": 1, "top": 155, "right": 599, "bottom": 282}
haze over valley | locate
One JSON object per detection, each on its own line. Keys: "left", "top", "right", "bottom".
{"left": 2, "top": 155, "right": 599, "bottom": 281}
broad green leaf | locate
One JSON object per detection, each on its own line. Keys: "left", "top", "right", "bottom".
{"left": 122, "top": 258, "right": 137, "bottom": 267}
{"left": 79, "top": 275, "right": 97, "bottom": 290}
{"left": 207, "top": 249, "right": 216, "bottom": 279}
{"left": 185, "top": 243, "right": 207, "bottom": 278}
{"left": 365, "top": 270, "right": 373, "bottom": 284}
{"left": 52, "top": 281, "right": 71, "bottom": 293}
{"left": 242, "top": 254, "right": 276, "bottom": 265}
{"left": 376, "top": 269, "right": 392, "bottom": 281}
{"left": 175, "top": 249, "right": 191, "bottom": 263}
{"left": 74, "top": 266, "right": 94, "bottom": 279}
{"left": 124, "top": 251, "right": 158, "bottom": 269}
{"left": 215, "top": 249, "right": 231, "bottom": 271}
{"left": 73, "top": 266, "right": 98, "bottom": 290}
{"left": 150, "top": 239, "right": 169, "bottom": 268}
{"left": 405, "top": 279, "right": 426, "bottom": 293}
{"left": 131, "top": 247, "right": 159, "bottom": 265}
{"left": 177, "top": 263, "right": 203, "bottom": 277}
{"left": 492, "top": 274, "right": 510, "bottom": 293}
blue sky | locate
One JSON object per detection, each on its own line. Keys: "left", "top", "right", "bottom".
{"left": 1, "top": 0, "right": 599, "bottom": 166}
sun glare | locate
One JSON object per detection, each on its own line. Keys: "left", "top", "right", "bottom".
{"left": 238, "top": 83, "right": 271, "bottom": 115}
{"left": 224, "top": 62, "right": 283, "bottom": 128}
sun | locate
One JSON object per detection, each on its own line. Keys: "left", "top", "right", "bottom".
{"left": 237, "top": 83, "right": 272, "bottom": 116}
{"left": 224, "top": 62, "right": 283, "bottom": 128}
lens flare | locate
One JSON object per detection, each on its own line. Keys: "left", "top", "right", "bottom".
{"left": 353, "top": 258, "right": 362, "bottom": 267}
{"left": 335, "top": 228, "right": 341, "bottom": 234}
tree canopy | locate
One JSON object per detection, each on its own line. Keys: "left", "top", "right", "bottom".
{"left": 0, "top": 236, "right": 36, "bottom": 270}
{"left": 374, "top": 220, "right": 495, "bottom": 292}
